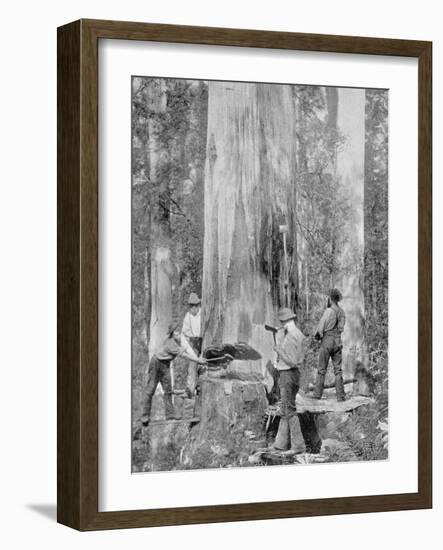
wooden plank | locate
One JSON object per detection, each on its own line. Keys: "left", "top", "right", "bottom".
{"left": 265, "top": 394, "right": 374, "bottom": 417}
{"left": 296, "top": 393, "right": 374, "bottom": 414}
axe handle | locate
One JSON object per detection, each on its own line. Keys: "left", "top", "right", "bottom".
{"left": 264, "top": 325, "right": 281, "bottom": 345}
{"left": 170, "top": 363, "right": 175, "bottom": 406}
{"left": 205, "top": 354, "right": 234, "bottom": 363}
{"left": 282, "top": 232, "right": 289, "bottom": 306}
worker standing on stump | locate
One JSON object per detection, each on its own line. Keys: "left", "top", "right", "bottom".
{"left": 141, "top": 323, "right": 206, "bottom": 426}
{"left": 272, "top": 307, "right": 306, "bottom": 451}
{"left": 181, "top": 293, "right": 203, "bottom": 397}
{"left": 311, "top": 288, "right": 347, "bottom": 402}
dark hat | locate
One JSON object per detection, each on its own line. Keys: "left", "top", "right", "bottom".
{"left": 188, "top": 293, "right": 201, "bottom": 305}
{"left": 329, "top": 288, "right": 342, "bottom": 302}
{"left": 277, "top": 307, "right": 297, "bottom": 322}
{"left": 167, "top": 322, "right": 180, "bottom": 336}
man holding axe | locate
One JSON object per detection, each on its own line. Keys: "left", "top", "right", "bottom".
{"left": 141, "top": 323, "right": 207, "bottom": 426}
{"left": 266, "top": 307, "right": 306, "bottom": 451}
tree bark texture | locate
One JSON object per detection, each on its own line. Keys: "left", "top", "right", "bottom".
{"left": 148, "top": 246, "right": 174, "bottom": 356}
{"left": 183, "top": 376, "right": 268, "bottom": 468}
{"left": 202, "top": 82, "right": 299, "bottom": 378}
{"left": 336, "top": 88, "right": 366, "bottom": 375}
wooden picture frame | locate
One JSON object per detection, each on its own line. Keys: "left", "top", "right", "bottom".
{"left": 57, "top": 19, "right": 432, "bottom": 530}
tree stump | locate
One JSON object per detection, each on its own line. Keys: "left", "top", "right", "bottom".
{"left": 132, "top": 394, "right": 199, "bottom": 472}
{"left": 182, "top": 372, "right": 268, "bottom": 469}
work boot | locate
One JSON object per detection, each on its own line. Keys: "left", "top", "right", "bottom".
{"left": 335, "top": 374, "right": 346, "bottom": 402}
{"left": 313, "top": 373, "right": 326, "bottom": 399}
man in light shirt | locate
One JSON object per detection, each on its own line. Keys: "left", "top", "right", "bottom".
{"left": 181, "top": 293, "right": 203, "bottom": 397}
{"left": 311, "top": 288, "right": 347, "bottom": 401}
{"left": 273, "top": 307, "right": 307, "bottom": 420}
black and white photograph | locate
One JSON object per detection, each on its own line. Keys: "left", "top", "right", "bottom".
{"left": 131, "top": 77, "right": 388, "bottom": 472}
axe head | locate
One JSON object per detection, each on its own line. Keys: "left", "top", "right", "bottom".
{"left": 264, "top": 324, "right": 278, "bottom": 334}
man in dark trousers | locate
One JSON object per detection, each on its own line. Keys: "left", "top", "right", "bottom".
{"left": 141, "top": 323, "right": 207, "bottom": 426}
{"left": 311, "top": 288, "right": 347, "bottom": 401}
{"left": 272, "top": 307, "right": 307, "bottom": 451}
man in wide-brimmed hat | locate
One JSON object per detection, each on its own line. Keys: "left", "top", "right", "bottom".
{"left": 181, "top": 293, "right": 203, "bottom": 397}
{"left": 310, "top": 288, "right": 347, "bottom": 401}
{"left": 141, "top": 322, "right": 206, "bottom": 426}
{"left": 272, "top": 307, "right": 307, "bottom": 451}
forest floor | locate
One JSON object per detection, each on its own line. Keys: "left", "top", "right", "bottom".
{"left": 132, "top": 391, "right": 387, "bottom": 473}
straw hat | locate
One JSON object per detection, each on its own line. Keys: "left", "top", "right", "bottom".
{"left": 188, "top": 293, "right": 201, "bottom": 305}
{"left": 277, "top": 307, "right": 296, "bottom": 322}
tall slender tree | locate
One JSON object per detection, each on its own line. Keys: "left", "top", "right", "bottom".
{"left": 364, "top": 88, "right": 388, "bottom": 389}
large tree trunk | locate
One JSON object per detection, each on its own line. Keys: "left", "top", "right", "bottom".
{"left": 202, "top": 82, "right": 298, "bottom": 360}
{"left": 336, "top": 88, "right": 367, "bottom": 376}
{"left": 192, "top": 82, "right": 305, "bottom": 457}
{"left": 131, "top": 79, "right": 153, "bottom": 419}
{"left": 144, "top": 80, "right": 174, "bottom": 358}
{"left": 148, "top": 245, "right": 174, "bottom": 355}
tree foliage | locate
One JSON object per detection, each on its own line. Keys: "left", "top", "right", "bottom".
{"left": 132, "top": 78, "right": 208, "bottom": 407}
{"left": 364, "top": 89, "right": 389, "bottom": 397}
{"left": 292, "top": 87, "right": 357, "bottom": 342}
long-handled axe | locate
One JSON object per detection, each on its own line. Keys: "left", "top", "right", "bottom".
{"left": 205, "top": 354, "right": 234, "bottom": 368}
{"left": 279, "top": 224, "right": 290, "bottom": 307}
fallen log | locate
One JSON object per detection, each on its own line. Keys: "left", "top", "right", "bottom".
{"left": 296, "top": 392, "right": 374, "bottom": 414}
{"left": 307, "top": 378, "right": 356, "bottom": 391}
{"left": 265, "top": 393, "right": 374, "bottom": 418}
{"left": 264, "top": 392, "right": 374, "bottom": 456}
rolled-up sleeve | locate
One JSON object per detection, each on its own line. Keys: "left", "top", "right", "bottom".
{"left": 180, "top": 334, "right": 198, "bottom": 359}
